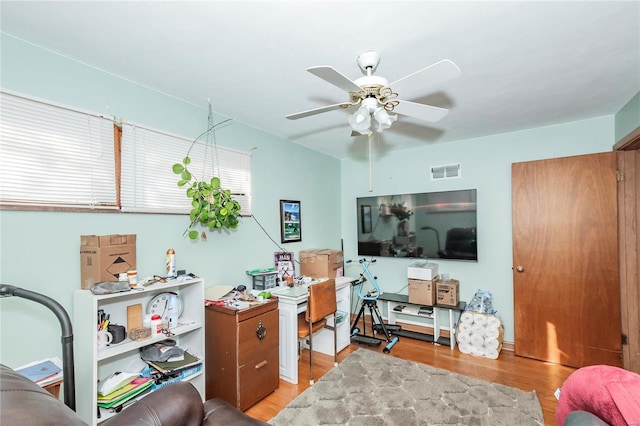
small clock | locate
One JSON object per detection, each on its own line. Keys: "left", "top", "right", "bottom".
{"left": 146, "top": 292, "right": 184, "bottom": 326}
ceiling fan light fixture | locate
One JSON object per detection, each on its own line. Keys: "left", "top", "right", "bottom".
{"left": 287, "top": 51, "right": 461, "bottom": 143}
{"left": 348, "top": 106, "right": 372, "bottom": 133}
{"left": 373, "top": 107, "right": 397, "bottom": 133}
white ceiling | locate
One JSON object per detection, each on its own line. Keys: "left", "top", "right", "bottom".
{"left": 1, "top": 1, "right": 639, "bottom": 159}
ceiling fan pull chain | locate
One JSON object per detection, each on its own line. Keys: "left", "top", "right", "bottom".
{"left": 368, "top": 133, "right": 373, "bottom": 192}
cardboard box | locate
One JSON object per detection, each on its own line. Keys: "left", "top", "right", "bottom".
{"left": 436, "top": 279, "right": 460, "bottom": 307}
{"left": 299, "top": 249, "right": 344, "bottom": 279}
{"left": 80, "top": 234, "right": 137, "bottom": 289}
{"left": 408, "top": 278, "right": 438, "bottom": 306}
{"left": 407, "top": 261, "right": 439, "bottom": 281}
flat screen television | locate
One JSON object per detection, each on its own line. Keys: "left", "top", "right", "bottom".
{"left": 357, "top": 189, "right": 477, "bottom": 261}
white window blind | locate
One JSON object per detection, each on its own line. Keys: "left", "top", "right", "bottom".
{"left": 0, "top": 90, "right": 117, "bottom": 208}
{"left": 120, "top": 123, "right": 252, "bottom": 215}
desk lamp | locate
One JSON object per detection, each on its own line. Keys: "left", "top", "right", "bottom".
{"left": 0, "top": 284, "right": 76, "bottom": 410}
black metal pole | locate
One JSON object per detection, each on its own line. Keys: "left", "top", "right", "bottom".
{"left": 0, "top": 284, "right": 76, "bottom": 410}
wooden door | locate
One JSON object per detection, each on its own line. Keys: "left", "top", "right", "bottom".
{"left": 618, "top": 148, "right": 640, "bottom": 373}
{"left": 512, "top": 152, "right": 622, "bottom": 368}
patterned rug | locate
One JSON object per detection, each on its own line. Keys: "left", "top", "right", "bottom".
{"left": 269, "top": 348, "right": 543, "bottom": 426}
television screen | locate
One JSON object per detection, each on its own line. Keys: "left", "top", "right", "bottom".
{"left": 357, "top": 189, "right": 477, "bottom": 261}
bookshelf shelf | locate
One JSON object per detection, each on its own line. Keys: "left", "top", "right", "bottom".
{"left": 74, "top": 277, "right": 205, "bottom": 425}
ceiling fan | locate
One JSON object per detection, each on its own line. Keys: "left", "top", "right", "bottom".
{"left": 286, "top": 51, "right": 461, "bottom": 135}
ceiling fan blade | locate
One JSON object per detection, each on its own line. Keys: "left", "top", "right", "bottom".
{"left": 393, "top": 100, "right": 449, "bottom": 123}
{"left": 307, "top": 66, "right": 362, "bottom": 93}
{"left": 286, "top": 102, "right": 354, "bottom": 120}
{"left": 390, "top": 59, "right": 461, "bottom": 93}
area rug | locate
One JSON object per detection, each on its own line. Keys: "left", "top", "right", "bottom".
{"left": 269, "top": 348, "right": 543, "bottom": 426}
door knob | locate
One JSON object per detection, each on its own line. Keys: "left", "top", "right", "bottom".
{"left": 516, "top": 266, "right": 525, "bottom": 273}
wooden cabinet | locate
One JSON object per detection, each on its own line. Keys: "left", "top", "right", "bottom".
{"left": 205, "top": 299, "right": 279, "bottom": 411}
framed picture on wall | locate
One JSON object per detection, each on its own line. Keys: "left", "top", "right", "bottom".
{"left": 280, "top": 200, "right": 301, "bottom": 243}
{"left": 361, "top": 205, "right": 372, "bottom": 233}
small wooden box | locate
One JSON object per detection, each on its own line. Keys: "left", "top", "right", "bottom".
{"left": 436, "top": 280, "right": 460, "bottom": 307}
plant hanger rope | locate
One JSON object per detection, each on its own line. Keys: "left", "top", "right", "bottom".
{"left": 172, "top": 100, "right": 241, "bottom": 239}
{"left": 204, "top": 99, "right": 221, "bottom": 182}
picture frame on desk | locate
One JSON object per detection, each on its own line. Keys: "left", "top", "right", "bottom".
{"left": 274, "top": 251, "right": 295, "bottom": 283}
{"left": 280, "top": 200, "right": 301, "bottom": 243}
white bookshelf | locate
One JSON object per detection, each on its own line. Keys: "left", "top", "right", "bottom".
{"left": 73, "top": 278, "right": 205, "bottom": 425}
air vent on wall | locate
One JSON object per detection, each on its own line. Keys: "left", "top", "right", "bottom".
{"left": 431, "top": 163, "right": 461, "bottom": 180}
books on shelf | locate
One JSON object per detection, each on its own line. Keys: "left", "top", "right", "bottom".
{"left": 98, "top": 371, "right": 139, "bottom": 396}
{"left": 97, "top": 378, "right": 154, "bottom": 408}
{"left": 15, "top": 357, "right": 63, "bottom": 386}
{"left": 146, "top": 350, "right": 201, "bottom": 374}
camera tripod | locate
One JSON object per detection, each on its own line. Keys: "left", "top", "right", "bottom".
{"left": 349, "top": 258, "right": 399, "bottom": 353}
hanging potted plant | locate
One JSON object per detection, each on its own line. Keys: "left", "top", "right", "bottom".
{"left": 172, "top": 102, "right": 242, "bottom": 240}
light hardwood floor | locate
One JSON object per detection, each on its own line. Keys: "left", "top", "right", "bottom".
{"left": 245, "top": 337, "right": 577, "bottom": 425}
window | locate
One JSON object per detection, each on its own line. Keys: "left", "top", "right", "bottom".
{"left": 0, "top": 90, "right": 117, "bottom": 209}
{"left": 1, "top": 90, "right": 252, "bottom": 215}
{"left": 120, "top": 123, "right": 252, "bottom": 215}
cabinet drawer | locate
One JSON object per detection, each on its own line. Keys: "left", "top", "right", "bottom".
{"left": 238, "top": 346, "right": 279, "bottom": 410}
{"left": 238, "top": 308, "right": 278, "bottom": 366}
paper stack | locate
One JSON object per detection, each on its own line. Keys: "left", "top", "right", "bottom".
{"left": 15, "top": 357, "right": 63, "bottom": 387}
{"left": 97, "top": 378, "right": 154, "bottom": 409}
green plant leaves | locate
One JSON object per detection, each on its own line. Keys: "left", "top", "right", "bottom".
{"left": 175, "top": 158, "right": 241, "bottom": 239}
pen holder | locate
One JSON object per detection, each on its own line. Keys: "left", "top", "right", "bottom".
{"left": 107, "top": 324, "right": 126, "bottom": 344}
{"left": 97, "top": 330, "right": 112, "bottom": 349}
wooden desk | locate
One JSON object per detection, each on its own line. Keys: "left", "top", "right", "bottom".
{"left": 378, "top": 292, "right": 466, "bottom": 349}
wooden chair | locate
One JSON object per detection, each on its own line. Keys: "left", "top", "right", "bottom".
{"left": 297, "top": 279, "right": 338, "bottom": 384}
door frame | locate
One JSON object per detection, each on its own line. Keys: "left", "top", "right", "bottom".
{"left": 615, "top": 126, "right": 640, "bottom": 373}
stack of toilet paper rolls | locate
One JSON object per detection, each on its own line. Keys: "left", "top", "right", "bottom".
{"left": 457, "top": 311, "right": 503, "bottom": 359}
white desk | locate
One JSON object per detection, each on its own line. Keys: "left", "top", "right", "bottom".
{"left": 270, "top": 276, "right": 354, "bottom": 384}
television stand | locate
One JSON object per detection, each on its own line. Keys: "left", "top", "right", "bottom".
{"left": 377, "top": 293, "right": 466, "bottom": 349}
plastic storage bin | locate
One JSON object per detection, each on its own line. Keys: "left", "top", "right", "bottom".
{"left": 252, "top": 273, "right": 278, "bottom": 290}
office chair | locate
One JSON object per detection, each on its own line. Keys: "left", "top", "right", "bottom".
{"left": 297, "top": 279, "right": 337, "bottom": 385}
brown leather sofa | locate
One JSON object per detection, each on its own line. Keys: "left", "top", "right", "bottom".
{"left": 0, "top": 364, "right": 269, "bottom": 425}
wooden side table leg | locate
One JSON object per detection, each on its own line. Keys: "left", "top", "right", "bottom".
{"left": 43, "top": 380, "right": 62, "bottom": 398}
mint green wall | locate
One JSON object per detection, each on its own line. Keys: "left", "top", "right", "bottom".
{"left": 0, "top": 34, "right": 343, "bottom": 367}
{"left": 0, "top": 32, "right": 622, "bottom": 367}
{"left": 615, "top": 91, "right": 640, "bottom": 142}
{"left": 340, "top": 116, "right": 615, "bottom": 343}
